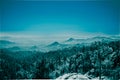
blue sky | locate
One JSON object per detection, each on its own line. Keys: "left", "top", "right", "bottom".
{"left": 1, "top": 0, "right": 119, "bottom": 36}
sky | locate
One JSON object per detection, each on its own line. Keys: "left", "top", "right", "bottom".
{"left": 0, "top": 0, "right": 120, "bottom": 37}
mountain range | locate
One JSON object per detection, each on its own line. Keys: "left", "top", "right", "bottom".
{"left": 0, "top": 35, "right": 120, "bottom": 52}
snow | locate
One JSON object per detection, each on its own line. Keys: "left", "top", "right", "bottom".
{"left": 56, "top": 73, "right": 90, "bottom": 80}
{"left": 56, "top": 73, "right": 111, "bottom": 80}
{"left": 92, "top": 76, "right": 110, "bottom": 80}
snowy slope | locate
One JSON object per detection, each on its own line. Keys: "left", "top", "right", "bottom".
{"left": 56, "top": 73, "right": 110, "bottom": 80}
{"left": 56, "top": 73, "right": 89, "bottom": 80}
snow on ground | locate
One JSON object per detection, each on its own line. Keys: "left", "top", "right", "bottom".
{"left": 56, "top": 73, "right": 90, "bottom": 80}
{"left": 56, "top": 73, "right": 110, "bottom": 80}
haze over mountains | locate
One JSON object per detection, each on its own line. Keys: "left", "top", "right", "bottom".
{"left": 0, "top": 34, "right": 120, "bottom": 52}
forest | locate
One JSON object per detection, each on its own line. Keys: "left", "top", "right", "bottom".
{"left": 0, "top": 40, "right": 120, "bottom": 80}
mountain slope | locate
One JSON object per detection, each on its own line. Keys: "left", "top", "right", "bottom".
{"left": 0, "top": 40, "right": 15, "bottom": 45}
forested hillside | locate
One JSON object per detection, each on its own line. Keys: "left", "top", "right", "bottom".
{"left": 0, "top": 40, "right": 120, "bottom": 80}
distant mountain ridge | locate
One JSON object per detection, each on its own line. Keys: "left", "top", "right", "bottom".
{"left": 0, "top": 35, "right": 120, "bottom": 52}
{"left": 48, "top": 41, "right": 60, "bottom": 46}
{"left": 0, "top": 40, "right": 15, "bottom": 45}
{"left": 65, "top": 38, "right": 75, "bottom": 42}
{"left": 64, "top": 36, "right": 120, "bottom": 44}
